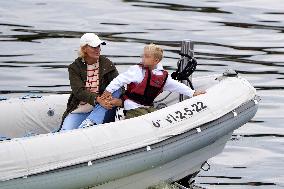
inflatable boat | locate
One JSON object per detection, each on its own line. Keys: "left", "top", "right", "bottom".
{"left": 0, "top": 41, "right": 259, "bottom": 189}
{"left": 0, "top": 74, "right": 259, "bottom": 189}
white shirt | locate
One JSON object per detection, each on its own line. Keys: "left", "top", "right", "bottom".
{"left": 106, "top": 63, "right": 195, "bottom": 110}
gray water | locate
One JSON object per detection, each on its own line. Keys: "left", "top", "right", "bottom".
{"left": 0, "top": 0, "right": 283, "bottom": 188}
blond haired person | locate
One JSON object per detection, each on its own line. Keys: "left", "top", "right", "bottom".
{"left": 60, "top": 33, "right": 122, "bottom": 131}
{"left": 102, "top": 44, "right": 205, "bottom": 119}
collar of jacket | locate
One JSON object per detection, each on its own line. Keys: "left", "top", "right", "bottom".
{"left": 74, "top": 56, "right": 116, "bottom": 81}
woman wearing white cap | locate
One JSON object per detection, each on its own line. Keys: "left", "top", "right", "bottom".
{"left": 60, "top": 33, "right": 122, "bottom": 131}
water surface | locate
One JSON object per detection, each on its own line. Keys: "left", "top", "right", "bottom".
{"left": 0, "top": 0, "right": 283, "bottom": 188}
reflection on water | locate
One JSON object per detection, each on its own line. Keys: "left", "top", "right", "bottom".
{"left": 123, "top": 0, "right": 232, "bottom": 14}
{"left": 0, "top": 0, "right": 283, "bottom": 188}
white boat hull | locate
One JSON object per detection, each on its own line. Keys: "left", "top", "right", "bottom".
{"left": 0, "top": 75, "right": 259, "bottom": 189}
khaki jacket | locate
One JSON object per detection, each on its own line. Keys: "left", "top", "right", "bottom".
{"left": 61, "top": 56, "right": 119, "bottom": 124}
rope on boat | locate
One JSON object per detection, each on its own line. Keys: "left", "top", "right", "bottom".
{"left": 153, "top": 92, "right": 172, "bottom": 103}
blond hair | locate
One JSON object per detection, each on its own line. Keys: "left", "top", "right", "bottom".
{"left": 78, "top": 45, "right": 86, "bottom": 58}
{"left": 144, "top": 43, "right": 163, "bottom": 61}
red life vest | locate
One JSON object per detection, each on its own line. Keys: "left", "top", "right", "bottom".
{"left": 123, "top": 66, "right": 168, "bottom": 106}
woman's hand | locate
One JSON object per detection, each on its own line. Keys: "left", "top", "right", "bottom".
{"left": 109, "top": 98, "right": 122, "bottom": 107}
{"left": 96, "top": 96, "right": 113, "bottom": 109}
{"left": 96, "top": 91, "right": 122, "bottom": 108}
{"left": 100, "top": 91, "right": 112, "bottom": 100}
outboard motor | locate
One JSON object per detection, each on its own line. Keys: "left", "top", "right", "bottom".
{"left": 171, "top": 40, "right": 197, "bottom": 101}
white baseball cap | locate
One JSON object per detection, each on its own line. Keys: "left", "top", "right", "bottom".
{"left": 80, "top": 33, "right": 106, "bottom": 47}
